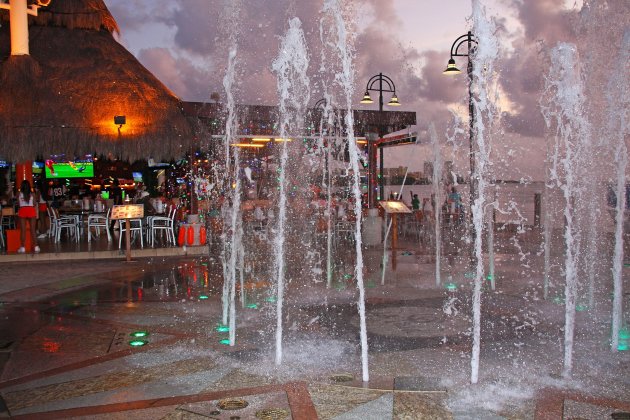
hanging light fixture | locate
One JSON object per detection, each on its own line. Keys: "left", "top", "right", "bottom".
{"left": 360, "top": 91, "right": 373, "bottom": 104}
{"left": 387, "top": 94, "right": 401, "bottom": 106}
{"left": 443, "top": 58, "right": 462, "bottom": 75}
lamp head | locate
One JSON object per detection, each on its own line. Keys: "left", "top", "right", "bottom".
{"left": 360, "top": 91, "right": 373, "bottom": 104}
{"left": 443, "top": 58, "right": 461, "bottom": 75}
{"left": 387, "top": 94, "right": 401, "bottom": 107}
{"left": 114, "top": 115, "right": 126, "bottom": 127}
{"left": 114, "top": 116, "right": 126, "bottom": 134}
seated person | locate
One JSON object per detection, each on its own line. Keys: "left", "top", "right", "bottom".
{"left": 137, "top": 187, "right": 156, "bottom": 216}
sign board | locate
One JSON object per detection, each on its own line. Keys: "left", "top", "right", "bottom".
{"left": 379, "top": 200, "right": 412, "bottom": 214}
{"left": 111, "top": 204, "right": 144, "bottom": 220}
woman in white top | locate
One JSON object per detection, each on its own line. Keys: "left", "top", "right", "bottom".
{"left": 17, "top": 180, "right": 40, "bottom": 253}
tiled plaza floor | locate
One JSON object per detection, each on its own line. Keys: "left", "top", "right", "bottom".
{"left": 0, "top": 230, "right": 629, "bottom": 419}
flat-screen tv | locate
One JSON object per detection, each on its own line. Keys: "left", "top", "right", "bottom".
{"left": 45, "top": 157, "right": 94, "bottom": 178}
{"left": 32, "top": 161, "right": 44, "bottom": 174}
{"left": 132, "top": 172, "right": 143, "bottom": 182}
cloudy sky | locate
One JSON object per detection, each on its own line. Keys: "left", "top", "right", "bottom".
{"left": 104, "top": 0, "right": 618, "bottom": 181}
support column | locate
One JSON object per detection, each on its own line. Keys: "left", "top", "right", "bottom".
{"left": 15, "top": 161, "right": 33, "bottom": 191}
{"left": 8, "top": 0, "right": 31, "bottom": 56}
{"left": 379, "top": 145, "right": 384, "bottom": 202}
{"left": 366, "top": 132, "right": 379, "bottom": 208}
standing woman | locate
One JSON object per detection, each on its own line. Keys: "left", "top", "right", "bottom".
{"left": 36, "top": 179, "right": 49, "bottom": 237}
{"left": 17, "top": 180, "right": 40, "bottom": 253}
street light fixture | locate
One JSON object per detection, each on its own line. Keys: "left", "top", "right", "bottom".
{"left": 443, "top": 30, "right": 478, "bottom": 268}
{"left": 360, "top": 72, "right": 401, "bottom": 208}
{"left": 360, "top": 73, "right": 401, "bottom": 110}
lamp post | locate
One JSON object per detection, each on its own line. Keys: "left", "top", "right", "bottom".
{"left": 359, "top": 73, "right": 401, "bottom": 208}
{"left": 443, "top": 31, "right": 478, "bottom": 269}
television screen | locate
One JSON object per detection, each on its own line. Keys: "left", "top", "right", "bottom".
{"left": 132, "top": 172, "right": 143, "bottom": 182}
{"left": 45, "top": 160, "right": 94, "bottom": 178}
{"left": 32, "top": 161, "right": 44, "bottom": 174}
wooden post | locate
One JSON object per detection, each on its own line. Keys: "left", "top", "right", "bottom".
{"left": 111, "top": 205, "right": 143, "bottom": 263}
{"left": 125, "top": 218, "right": 132, "bottom": 262}
{"left": 392, "top": 213, "right": 398, "bottom": 271}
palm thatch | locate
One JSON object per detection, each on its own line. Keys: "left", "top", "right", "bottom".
{"left": 0, "top": 0, "right": 192, "bottom": 162}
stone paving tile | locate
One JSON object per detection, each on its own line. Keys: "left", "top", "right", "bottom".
{"left": 333, "top": 392, "right": 393, "bottom": 420}
{"left": 309, "top": 383, "right": 388, "bottom": 419}
{"left": 0, "top": 318, "right": 116, "bottom": 382}
{"left": 393, "top": 392, "right": 452, "bottom": 419}
{"left": 6, "top": 382, "right": 316, "bottom": 419}
{"left": 1, "top": 247, "right": 628, "bottom": 419}
{"left": 4, "top": 358, "right": 219, "bottom": 412}
{"left": 208, "top": 369, "right": 277, "bottom": 392}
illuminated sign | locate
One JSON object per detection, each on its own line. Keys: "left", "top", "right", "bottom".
{"left": 110, "top": 204, "right": 144, "bottom": 220}
{"left": 379, "top": 200, "right": 412, "bottom": 214}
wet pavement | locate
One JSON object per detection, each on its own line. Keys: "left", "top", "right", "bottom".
{"left": 0, "top": 232, "right": 629, "bottom": 419}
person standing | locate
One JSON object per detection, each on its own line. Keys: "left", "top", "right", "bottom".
{"left": 49, "top": 180, "right": 67, "bottom": 209}
{"left": 109, "top": 178, "right": 123, "bottom": 231}
{"left": 411, "top": 193, "right": 420, "bottom": 211}
{"left": 110, "top": 178, "right": 123, "bottom": 205}
{"left": 17, "top": 180, "right": 40, "bottom": 253}
{"left": 448, "top": 187, "right": 463, "bottom": 225}
{"left": 35, "top": 180, "right": 49, "bottom": 238}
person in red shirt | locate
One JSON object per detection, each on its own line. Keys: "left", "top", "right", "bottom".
{"left": 17, "top": 180, "right": 40, "bottom": 253}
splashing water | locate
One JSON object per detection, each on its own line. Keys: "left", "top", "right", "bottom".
{"left": 321, "top": 0, "right": 369, "bottom": 382}
{"left": 218, "top": 0, "right": 243, "bottom": 347}
{"left": 541, "top": 42, "right": 591, "bottom": 377}
{"left": 469, "top": 0, "right": 499, "bottom": 385}
{"left": 607, "top": 30, "right": 629, "bottom": 353}
{"left": 270, "top": 17, "right": 311, "bottom": 366}
{"left": 223, "top": 46, "right": 243, "bottom": 347}
{"left": 429, "top": 123, "right": 443, "bottom": 286}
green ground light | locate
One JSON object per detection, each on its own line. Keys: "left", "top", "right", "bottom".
{"left": 215, "top": 324, "right": 230, "bottom": 332}
{"left": 575, "top": 304, "right": 588, "bottom": 312}
{"left": 128, "top": 339, "right": 148, "bottom": 347}
{"left": 130, "top": 331, "right": 149, "bottom": 338}
{"left": 618, "top": 341, "right": 629, "bottom": 351}
{"left": 219, "top": 339, "right": 231, "bottom": 345}
{"left": 619, "top": 328, "right": 630, "bottom": 340}
{"left": 445, "top": 283, "right": 457, "bottom": 291}
{"left": 486, "top": 275, "right": 494, "bottom": 281}
{"left": 246, "top": 303, "right": 259, "bottom": 309}
{"left": 265, "top": 296, "right": 277, "bottom": 303}
{"left": 199, "top": 295, "right": 209, "bottom": 300}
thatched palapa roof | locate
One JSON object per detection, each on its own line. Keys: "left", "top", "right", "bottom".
{"left": 0, "top": 0, "right": 193, "bottom": 162}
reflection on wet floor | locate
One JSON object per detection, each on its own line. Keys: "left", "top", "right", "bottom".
{"left": 1, "top": 241, "right": 628, "bottom": 419}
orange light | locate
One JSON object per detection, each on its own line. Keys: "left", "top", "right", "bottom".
{"left": 356, "top": 140, "right": 367, "bottom": 144}
{"left": 42, "top": 338, "right": 60, "bottom": 353}
{"left": 274, "top": 138, "right": 292, "bottom": 142}
{"left": 252, "top": 138, "right": 272, "bottom": 142}
{"left": 230, "top": 143, "right": 264, "bottom": 148}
